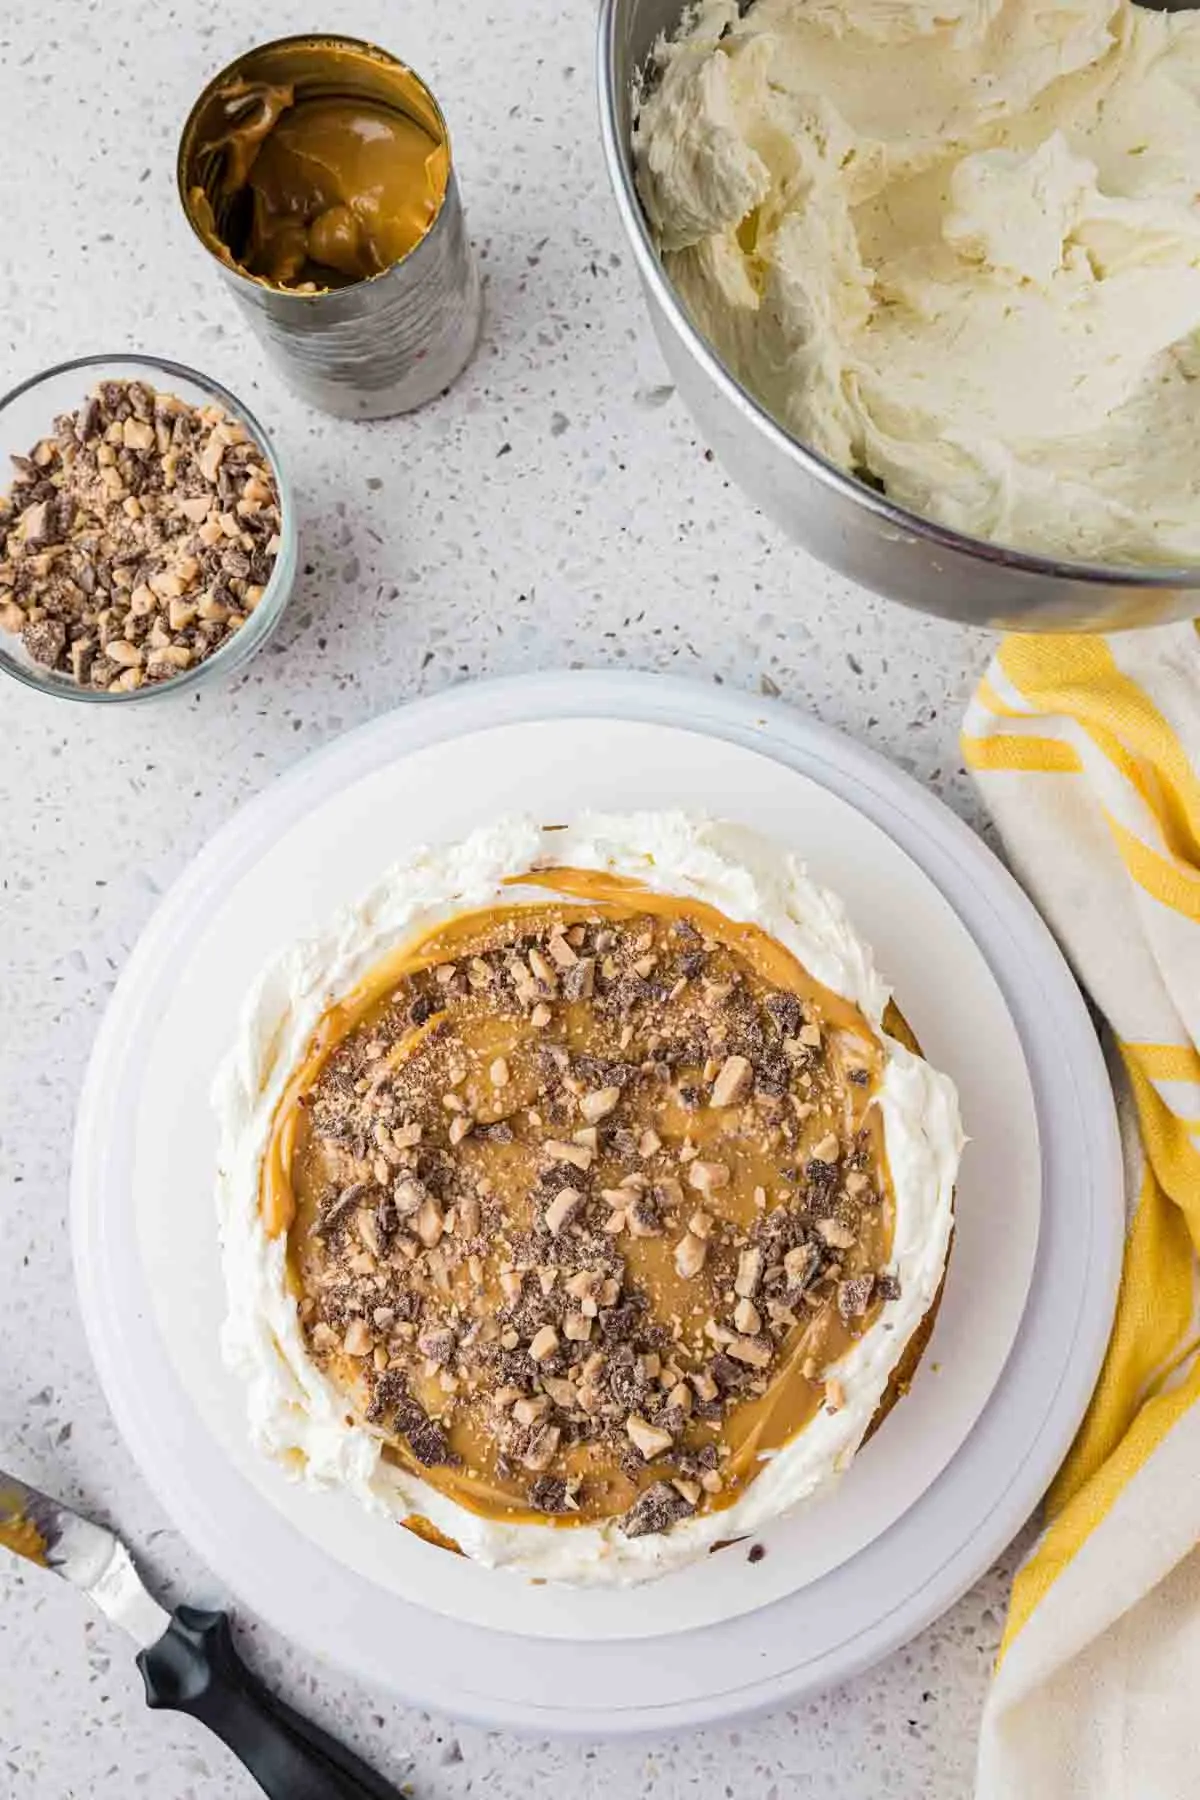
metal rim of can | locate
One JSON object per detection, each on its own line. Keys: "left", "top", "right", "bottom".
{"left": 176, "top": 33, "right": 458, "bottom": 302}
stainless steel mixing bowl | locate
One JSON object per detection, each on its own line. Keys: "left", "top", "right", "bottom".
{"left": 597, "top": 0, "right": 1200, "bottom": 632}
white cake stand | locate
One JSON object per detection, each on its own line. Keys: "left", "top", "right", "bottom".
{"left": 72, "top": 672, "right": 1122, "bottom": 1734}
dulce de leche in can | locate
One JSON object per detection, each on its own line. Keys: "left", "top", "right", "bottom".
{"left": 178, "top": 36, "right": 482, "bottom": 419}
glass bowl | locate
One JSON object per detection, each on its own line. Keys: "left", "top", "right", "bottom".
{"left": 0, "top": 354, "right": 297, "bottom": 703}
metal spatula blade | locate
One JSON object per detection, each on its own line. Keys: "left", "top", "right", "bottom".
{"left": 0, "top": 1467, "right": 407, "bottom": 1799}
{"left": 0, "top": 1468, "right": 170, "bottom": 1646}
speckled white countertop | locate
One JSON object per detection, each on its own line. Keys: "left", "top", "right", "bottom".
{"left": 0, "top": 0, "right": 1022, "bottom": 1793}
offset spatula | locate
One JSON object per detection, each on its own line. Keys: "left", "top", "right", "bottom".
{"left": 0, "top": 1468, "right": 406, "bottom": 1799}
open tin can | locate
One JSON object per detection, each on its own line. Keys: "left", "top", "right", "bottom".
{"left": 178, "top": 35, "right": 482, "bottom": 419}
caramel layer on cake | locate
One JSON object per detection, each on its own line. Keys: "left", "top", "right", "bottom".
{"left": 264, "top": 869, "right": 900, "bottom": 1538}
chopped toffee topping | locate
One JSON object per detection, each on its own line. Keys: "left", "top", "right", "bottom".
{"left": 280, "top": 879, "right": 900, "bottom": 1539}
{"left": 0, "top": 378, "right": 282, "bottom": 691}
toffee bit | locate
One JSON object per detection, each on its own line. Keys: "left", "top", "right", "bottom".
{"left": 674, "top": 1231, "right": 707, "bottom": 1279}
{"left": 711, "top": 1054, "right": 753, "bottom": 1107}
{"left": 529, "top": 1475, "right": 575, "bottom": 1514}
{"left": 621, "top": 1480, "right": 696, "bottom": 1539}
{"left": 687, "top": 1159, "right": 730, "bottom": 1195}
{"left": 544, "top": 1185, "right": 584, "bottom": 1235}
{"left": 318, "top": 1182, "right": 369, "bottom": 1230}
{"left": 627, "top": 1191, "right": 664, "bottom": 1238}
{"left": 817, "top": 1216, "right": 857, "bottom": 1251}
{"left": 580, "top": 1084, "right": 622, "bottom": 1123}
{"left": 369, "top": 1378, "right": 459, "bottom": 1468}
{"left": 626, "top": 1413, "right": 674, "bottom": 1460}
{"left": 562, "top": 958, "right": 596, "bottom": 1001}
{"left": 838, "top": 1274, "right": 875, "bottom": 1320}
{"left": 475, "top": 1118, "right": 514, "bottom": 1144}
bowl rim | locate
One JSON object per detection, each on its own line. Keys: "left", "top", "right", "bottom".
{"left": 0, "top": 351, "right": 296, "bottom": 704}
{"left": 595, "top": 0, "right": 1200, "bottom": 591}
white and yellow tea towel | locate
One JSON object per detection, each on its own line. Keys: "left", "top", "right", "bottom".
{"left": 963, "top": 626, "right": 1200, "bottom": 1800}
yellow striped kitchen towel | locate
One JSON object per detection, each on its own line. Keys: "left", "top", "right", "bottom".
{"left": 964, "top": 627, "right": 1200, "bottom": 1800}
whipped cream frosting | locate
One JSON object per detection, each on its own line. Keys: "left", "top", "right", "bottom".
{"left": 635, "top": 0, "right": 1200, "bottom": 564}
{"left": 213, "top": 814, "right": 962, "bottom": 1586}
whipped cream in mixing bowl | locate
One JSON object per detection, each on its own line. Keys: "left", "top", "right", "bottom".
{"left": 635, "top": 0, "right": 1200, "bottom": 564}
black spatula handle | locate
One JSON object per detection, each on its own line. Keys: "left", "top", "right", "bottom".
{"left": 137, "top": 1606, "right": 405, "bottom": 1799}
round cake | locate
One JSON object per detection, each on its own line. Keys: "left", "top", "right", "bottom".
{"left": 214, "top": 813, "right": 962, "bottom": 1585}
